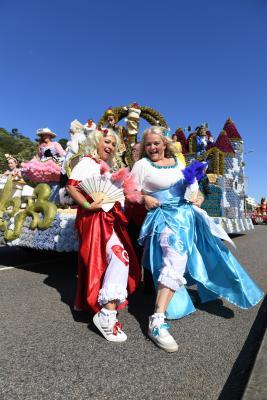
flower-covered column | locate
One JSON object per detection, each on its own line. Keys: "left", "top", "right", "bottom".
{"left": 125, "top": 103, "right": 141, "bottom": 167}
{"left": 126, "top": 103, "right": 141, "bottom": 140}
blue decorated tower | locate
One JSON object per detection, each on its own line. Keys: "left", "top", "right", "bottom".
{"left": 222, "top": 118, "right": 245, "bottom": 219}
{"left": 181, "top": 118, "right": 251, "bottom": 233}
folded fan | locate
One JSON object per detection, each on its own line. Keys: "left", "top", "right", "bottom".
{"left": 79, "top": 175, "right": 125, "bottom": 207}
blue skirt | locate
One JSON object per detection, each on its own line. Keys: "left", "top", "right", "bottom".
{"left": 139, "top": 196, "right": 264, "bottom": 320}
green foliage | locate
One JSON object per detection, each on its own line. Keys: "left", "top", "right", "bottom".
{"left": 0, "top": 128, "right": 38, "bottom": 173}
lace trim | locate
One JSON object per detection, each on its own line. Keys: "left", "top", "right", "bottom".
{"left": 98, "top": 284, "right": 128, "bottom": 305}
{"left": 158, "top": 265, "right": 186, "bottom": 291}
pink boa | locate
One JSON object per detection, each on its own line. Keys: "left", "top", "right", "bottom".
{"left": 21, "top": 160, "right": 61, "bottom": 182}
{"left": 99, "top": 160, "right": 110, "bottom": 175}
{"left": 111, "top": 167, "right": 142, "bottom": 204}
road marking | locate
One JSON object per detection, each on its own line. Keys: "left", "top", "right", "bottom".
{"left": 0, "top": 256, "right": 67, "bottom": 271}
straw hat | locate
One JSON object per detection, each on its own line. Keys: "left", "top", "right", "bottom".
{"left": 36, "top": 128, "right": 57, "bottom": 138}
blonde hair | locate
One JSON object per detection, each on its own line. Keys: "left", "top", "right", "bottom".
{"left": 138, "top": 126, "right": 175, "bottom": 159}
{"left": 5, "top": 153, "right": 19, "bottom": 165}
{"left": 81, "top": 128, "right": 120, "bottom": 166}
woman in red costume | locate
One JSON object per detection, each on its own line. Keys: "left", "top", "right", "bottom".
{"left": 67, "top": 128, "right": 140, "bottom": 343}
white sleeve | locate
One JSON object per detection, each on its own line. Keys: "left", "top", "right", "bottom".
{"left": 131, "top": 159, "right": 145, "bottom": 191}
{"left": 69, "top": 157, "right": 100, "bottom": 181}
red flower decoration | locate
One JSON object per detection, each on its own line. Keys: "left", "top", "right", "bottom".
{"left": 132, "top": 102, "right": 139, "bottom": 109}
{"left": 97, "top": 128, "right": 109, "bottom": 135}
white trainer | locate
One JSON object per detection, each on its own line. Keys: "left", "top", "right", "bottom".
{"left": 93, "top": 311, "right": 127, "bottom": 343}
{"left": 148, "top": 316, "right": 178, "bottom": 353}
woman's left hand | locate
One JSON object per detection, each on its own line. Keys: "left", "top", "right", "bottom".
{"left": 191, "top": 191, "right": 204, "bottom": 208}
{"left": 143, "top": 195, "right": 160, "bottom": 210}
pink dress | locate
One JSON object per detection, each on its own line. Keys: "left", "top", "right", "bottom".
{"left": 22, "top": 142, "right": 66, "bottom": 183}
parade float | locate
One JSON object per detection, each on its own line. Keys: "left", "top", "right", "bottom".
{"left": 175, "top": 117, "right": 254, "bottom": 234}
{"left": 0, "top": 105, "right": 254, "bottom": 252}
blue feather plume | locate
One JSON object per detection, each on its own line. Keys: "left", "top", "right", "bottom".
{"left": 182, "top": 160, "right": 208, "bottom": 184}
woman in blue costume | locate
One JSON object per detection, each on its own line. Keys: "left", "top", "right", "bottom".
{"left": 131, "top": 126, "right": 264, "bottom": 353}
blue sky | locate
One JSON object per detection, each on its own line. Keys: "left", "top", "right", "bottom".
{"left": 1, "top": 0, "right": 266, "bottom": 201}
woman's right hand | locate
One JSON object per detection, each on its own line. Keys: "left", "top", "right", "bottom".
{"left": 143, "top": 195, "right": 160, "bottom": 210}
{"left": 88, "top": 199, "right": 103, "bottom": 211}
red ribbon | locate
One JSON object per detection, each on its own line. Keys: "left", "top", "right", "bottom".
{"left": 113, "top": 322, "right": 123, "bottom": 335}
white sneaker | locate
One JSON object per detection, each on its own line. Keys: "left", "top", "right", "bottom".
{"left": 148, "top": 316, "right": 178, "bottom": 353}
{"left": 93, "top": 312, "right": 127, "bottom": 343}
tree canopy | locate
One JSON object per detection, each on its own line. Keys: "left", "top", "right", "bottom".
{"left": 0, "top": 128, "right": 38, "bottom": 173}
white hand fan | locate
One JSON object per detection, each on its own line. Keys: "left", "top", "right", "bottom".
{"left": 79, "top": 175, "right": 125, "bottom": 212}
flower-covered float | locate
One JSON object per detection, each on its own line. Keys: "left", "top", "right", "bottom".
{"left": 0, "top": 106, "right": 254, "bottom": 252}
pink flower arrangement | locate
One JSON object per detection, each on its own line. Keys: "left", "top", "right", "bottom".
{"left": 21, "top": 160, "right": 61, "bottom": 182}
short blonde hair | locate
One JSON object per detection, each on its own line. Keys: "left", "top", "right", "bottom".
{"left": 81, "top": 128, "right": 120, "bottom": 166}
{"left": 138, "top": 126, "right": 175, "bottom": 159}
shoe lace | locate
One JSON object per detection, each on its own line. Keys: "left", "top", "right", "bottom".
{"left": 152, "top": 323, "right": 170, "bottom": 337}
{"left": 113, "top": 321, "right": 123, "bottom": 335}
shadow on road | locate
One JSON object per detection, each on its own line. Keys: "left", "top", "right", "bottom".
{"left": 127, "top": 283, "right": 235, "bottom": 339}
{"left": 128, "top": 284, "right": 156, "bottom": 337}
{"left": 218, "top": 295, "right": 267, "bottom": 400}
{"left": 0, "top": 246, "right": 91, "bottom": 323}
{"left": 0, "top": 246, "right": 250, "bottom": 342}
{"left": 188, "top": 288, "right": 235, "bottom": 319}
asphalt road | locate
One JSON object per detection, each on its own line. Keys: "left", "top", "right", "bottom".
{"left": 0, "top": 226, "right": 266, "bottom": 400}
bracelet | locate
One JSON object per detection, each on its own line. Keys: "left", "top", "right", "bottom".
{"left": 82, "top": 201, "right": 90, "bottom": 210}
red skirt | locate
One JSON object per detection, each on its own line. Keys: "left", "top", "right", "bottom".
{"left": 74, "top": 201, "right": 141, "bottom": 314}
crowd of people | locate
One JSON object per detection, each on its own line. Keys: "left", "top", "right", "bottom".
{"left": 0, "top": 122, "right": 264, "bottom": 352}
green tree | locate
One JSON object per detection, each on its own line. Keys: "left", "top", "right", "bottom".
{"left": 0, "top": 128, "right": 37, "bottom": 173}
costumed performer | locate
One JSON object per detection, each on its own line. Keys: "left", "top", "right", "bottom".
{"left": 66, "top": 128, "right": 140, "bottom": 343}
{"left": 59, "top": 119, "right": 96, "bottom": 203}
{"left": 131, "top": 126, "right": 264, "bottom": 353}
{"left": 21, "top": 128, "right": 66, "bottom": 202}
{"left": 171, "top": 133, "right": 186, "bottom": 166}
{"left": 101, "top": 108, "right": 128, "bottom": 168}
{"left": 195, "top": 125, "right": 214, "bottom": 157}
{"left": 36, "top": 127, "right": 65, "bottom": 162}
{"left": 0, "top": 154, "right": 25, "bottom": 197}
{"left": 61, "top": 119, "right": 97, "bottom": 176}
{"left": 1, "top": 154, "right": 22, "bottom": 179}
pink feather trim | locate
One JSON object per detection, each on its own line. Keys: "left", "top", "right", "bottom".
{"left": 111, "top": 167, "right": 131, "bottom": 184}
{"left": 100, "top": 161, "right": 110, "bottom": 175}
{"left": 125, "top": 192, "right": 143, "bottom": 203}
{"left": 110, "top": 167, "right": 143, "bottom": 203}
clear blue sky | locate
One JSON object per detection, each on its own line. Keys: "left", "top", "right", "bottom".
{"left": 1, "top": 0, "right": 266, "bottom": 201}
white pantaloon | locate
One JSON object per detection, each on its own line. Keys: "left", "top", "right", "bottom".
{"left": 98, "top": 231, "right": 129, "bottom": 306}
{"left": 158, "top": 227, "right": 188, "bottom": 291}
